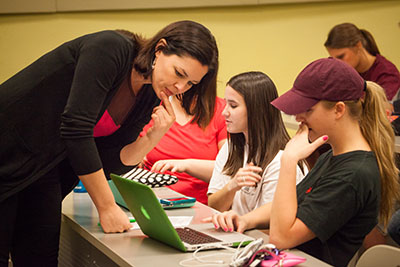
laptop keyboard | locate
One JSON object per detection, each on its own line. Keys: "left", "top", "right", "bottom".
{"left": 175, "top": 227, "right": 222, "bottom": 245}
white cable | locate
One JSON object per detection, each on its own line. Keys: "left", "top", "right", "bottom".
{"left": 178, "top": 238, "right": 264, "bottom": 267}
{"left": 179, "top": 245, "right": 237, "bottom": 266}
{"left": 230, "top": 236, "right": 252, "bottom": 263}
{"left": 194, "top": 246, "right": 224, "bottom": 264}
{"left": 229, "top": 238, "right": 264, "bottom": 267}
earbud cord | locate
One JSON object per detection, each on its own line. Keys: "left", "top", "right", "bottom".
{"left": 179, "top": 237, "right": 257, "bottom": 267}
{"left": 179, "top": 246, "right": 235, "bottom": 266}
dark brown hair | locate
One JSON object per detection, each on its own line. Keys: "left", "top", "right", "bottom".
{"left": 324, "top": 23, "right": 380, "bottom": 56}
{"left": 132, "top": 20, "right": 219, "bottom": 129}
{"left": 223, "top": 71, "right": 306, "bottom": 176}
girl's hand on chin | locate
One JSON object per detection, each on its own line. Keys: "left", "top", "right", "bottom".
{"left": 283, "top": 123, "right": 328, "bottom": 161}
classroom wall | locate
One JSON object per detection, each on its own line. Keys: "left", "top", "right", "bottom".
{"left": 0, "top": 0, "right": 399, "bottom": 97}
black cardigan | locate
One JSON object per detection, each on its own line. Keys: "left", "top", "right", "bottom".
{"left": 0, "top": 30, "right": 160, "bottom": 202}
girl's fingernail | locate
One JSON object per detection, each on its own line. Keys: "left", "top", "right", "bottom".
{"left": 323, "top": 135, "right": 328, "bottom": 141}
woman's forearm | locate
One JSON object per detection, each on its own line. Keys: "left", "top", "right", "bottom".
{"left": 120, "top": 134, "right": 162, "bottom": 166}
{"left": 79, "top": 168, "right": 131, "bottom": 233}
{"left": 242, "top": 202, "right": 272, "bottom": 230}
{"left": 79, "top": 169, "right": 116, "bottom": 210}
{"left": 208, "top": 184, "right": 237, "bottom": 212}
{"left": 180, "top": 159, "right": 215, "bottom": 182}
{"left": 269, "top": 155, "right": 299, "bottom": 244}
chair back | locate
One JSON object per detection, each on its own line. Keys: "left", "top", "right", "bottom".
{"left": 355, "top": 244, "right": 400, "bottom": 267}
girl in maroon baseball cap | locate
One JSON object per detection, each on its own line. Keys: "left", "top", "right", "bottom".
{"left": 206, "top": 58, "right": 399, "bottom": 266}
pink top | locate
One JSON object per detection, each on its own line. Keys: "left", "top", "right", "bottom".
{"left": 140, "top": 97, "right": 227, "bottom": 205}
{"left": 93, "top": 110, "right": 121, "bottom": 137}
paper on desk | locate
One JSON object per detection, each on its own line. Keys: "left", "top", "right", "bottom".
{"left": 130, "top": 216, "right": 193, "bottom": 230}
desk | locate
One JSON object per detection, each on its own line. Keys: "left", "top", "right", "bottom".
{"left": 60, "top": 189, "right": 330, "bottom": 267}
{"left": 282, "top": 114, "right": 400, "bottom": 153}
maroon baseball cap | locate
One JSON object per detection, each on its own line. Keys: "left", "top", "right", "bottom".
{"left": 271, "top": 57, "right": 365, "bottom": 115}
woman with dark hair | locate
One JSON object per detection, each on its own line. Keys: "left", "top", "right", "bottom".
{"left": 207, "top": 71, "right": 307, "bottom": 215}
{"left": 325, "top": 22, "right": 400, "bottom": 101}
{"left": 0, "top": 20, "right": 218, "bottom": 266}
{"left": 206, "top": 58, "right": 400, "bottom": 266}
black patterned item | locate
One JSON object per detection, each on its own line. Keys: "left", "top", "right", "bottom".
{"left": 122, "top": 167, "right": 178, "bottom": 188}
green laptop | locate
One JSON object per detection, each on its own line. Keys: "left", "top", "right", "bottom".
{"left": 110, "top": 173, "right": 255, "bottom": 252}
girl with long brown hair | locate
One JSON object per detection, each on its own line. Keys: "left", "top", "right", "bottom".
{"left": 207, "top": 71, "right": 306, "bottom": 215}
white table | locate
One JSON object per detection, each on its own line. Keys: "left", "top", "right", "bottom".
{"left": 60, "top": 189, "right": 331, "bottom": 266}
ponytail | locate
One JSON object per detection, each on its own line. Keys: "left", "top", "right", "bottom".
{"left": 359, "top": 81, "right": 400, "bottom": 226}
{"left": 360, "top": 29, "right": 380, "bottom": 56}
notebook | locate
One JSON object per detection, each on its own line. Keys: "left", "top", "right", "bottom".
{"left": 110, "top": 173, "right": 255, "bottom": 252}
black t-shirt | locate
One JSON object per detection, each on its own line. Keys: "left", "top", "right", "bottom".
{"left": 296, "top": 150, "right": 380, "bottom": 267}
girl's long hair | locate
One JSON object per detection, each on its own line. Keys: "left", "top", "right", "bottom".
{"left": 223, "top": 71, "right": 306, "bottom": 176}
{"left": 324, "top": 82, "right": 399, "bottom": 226}
{"left": 360, "top": 82, "right": 399, "bottom": 226}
